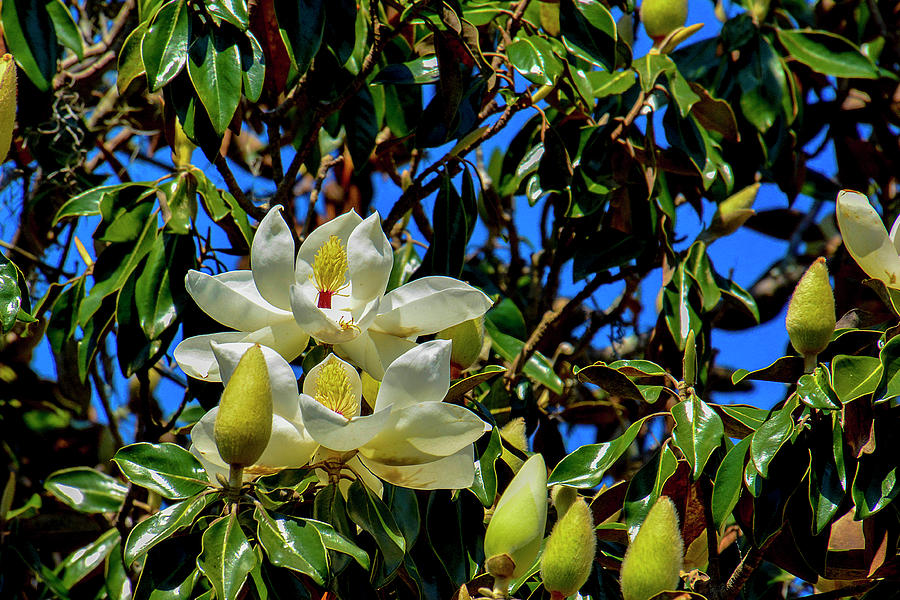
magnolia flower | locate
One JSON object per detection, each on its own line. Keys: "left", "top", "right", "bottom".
{"left": 835, "top": 189, "right": 900, "bottom": 288}
{"left": 190, "top": 342, "right": 318, "bottom": 483}
{"left": 298, "top": 340, "right": 491, "bottom": 492}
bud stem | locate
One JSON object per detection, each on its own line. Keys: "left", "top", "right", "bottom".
{"left": 491, "top": 577, "right": 511, "bottom": 599}
{"left": 227, "top": 464, "right": 243, "bottom": 503}
{"left": 803, "top": 353, "right": 818, "bottom": 374}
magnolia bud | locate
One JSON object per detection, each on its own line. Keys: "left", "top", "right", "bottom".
{"left": 785, "top": 258, "right": 835, "bottom": 362}
{"left": 541, "top": 497, "right": 596, "bottom": 598}
{"left": 437, "top": 316, "right": 485, "bottom": 371}
{"left": 620, "top": 497, "right": 684, "bottom": 600}
{"left": 0, "top": 54, "right": 17, "bottom": 162}
{"left": 640, "top": 0, "right": 688, "bottom": 44}
{"left": 214, "top": 345, "right": 273, "bottom": 467}
{"left": 550, "top": 484, "right": 578, "bottom": 517}
{"left": 484, "top": 454, "right": 548, "bottom": 584}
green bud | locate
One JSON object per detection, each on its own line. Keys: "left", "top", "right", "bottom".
{"left": 550, "top": 484, "right": 578, "bottom": 517}
{"left": 785, "top": 258, "right": 835, "bottom": 362}
{"left": 484, "top": 454, "right": 548, "bottom": 582}
{"left": 682, "top": 329, "right": 697, "bottom": 387}
{"left": 620, "top": 497, "right": 684, "bottom": 600}
{"left": 0, "top": 54, "right": 17, "bottom": 162}
{"left": 541, "top": 497, "right": 596, "bottom": 597}
{"left": 214, "top": 345, "right": 273, "bottom": 467}
{"left": 639, "top": 0, "right": 688, "bottom": 43}
{"left": 437, "top": 316, "right": 485, "bottom": 371}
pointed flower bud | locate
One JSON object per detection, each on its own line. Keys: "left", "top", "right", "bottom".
{"left": 214, "top": 345, "right": 273, "bottom": 467}
{"left": 541, "top": 497, "right": 596, "bottom": 598}
{"left": 484, "top": 454, "right": 548, "bottom": 585}
{"left": 620, "top": 497, "right": 684, "bottom": 600}
{"left": 437, "top": 316, "right": 485, "bottom": 372}
{"left": 785, "top": 258, "right": 835, "bottom": 365}
{"left": 550, "top": 484, "right": 578, "bottom": 517}
{"left": 640, "top": 0, "right": 688, "bottom": 44}
{"left": 0, "top": 54, "right": 17, "bottom": 162}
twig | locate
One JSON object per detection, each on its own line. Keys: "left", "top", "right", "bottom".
{"left": 91, "top": 366, "right": 124, "bottom": 449}
{"left": 711, "top": 535, "right": 776, "bottom": 600}
{"left": 162, "top": 388, "right": 192, "bottom": 432}
{"left": 58, "top": 0, "right": 135, "bottom": 72}
{"left": 95, "top": 136, "right": 131, "bottom": 182}
{"left": 268, "top": 121, "right": 284, "bottom": 183}
{"left": 302, "top": 155, "right": 345, "bottom": 239}
{"left": 803, "top": 580, "right": 879, "bottom": 599}
{"left": 213, "top": 154, "right": 265, "bottom": 221}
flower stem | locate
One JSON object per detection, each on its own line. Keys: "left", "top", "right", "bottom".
{"left": 227, "top": 464, "right": 243, "bottom": 503}
{"left": 491, "top": 577, "right": 511, "bottom": 599}
{"left": 803, "top": 353, "right": 818, "bottom": 374}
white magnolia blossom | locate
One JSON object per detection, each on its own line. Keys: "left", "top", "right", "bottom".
{"left": 298, "top": 340, "right": 491, "bottom": 492}
{"left": 835, "top": 189, "right": 900, "bottom": 289}
{"left": 190, "top": 342, "right": 318, "bottom": 483}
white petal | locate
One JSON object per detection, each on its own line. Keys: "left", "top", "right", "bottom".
{"left": 298, "top": 393, "right": 393, "bottom": 451}
{"left": 186, "top": 270, "right": 293, "bottom": 331}
{"left": 347, "top": 212, "right": 393, "bottom": 302}
{"left": 190, "top": 406, "right": 220, "bottom": 458}
{"left": 361, "top": 402, "right": 490, "bottom": 462}
{"left": 375, "top": 340, "right": 451, "bottom": 412}
{"left": 290, "top": 283, "right": 378, "bottom": 344}
{"left": 372, "top": 276, "right": 493, "bottom": 337}
{"left": 174, "top": 332, "right": 254, "bottom": 381}
{"left": 890, "top": 214, "right": 900, "bottom": 254}
{"left": 345, "top": 455, "right": 384, "bottom": 497}
{"left": 251, "top": 206, "right": 296, "bottom": 310}
{"left": 236, "top": 323, "right": 310, "bottom": 363}
{"left": 836, "top": 190, "right": 900, "bottom": 287}
{"left": 335, "top": 330, "right": 418, "bottom": 380}
{"left": 210, "top": 342, "right": 302, "bottom": 420}
{"left": 191, "top": 444, "right": 229, "bottom": 484}
{"left": 296, "top": 210, "right": 362, "bottom": 269}
{"left": 360, "top": 446, "right": 476, "bottom": 490}
{"left": 301, "top": 353, "right": 362, "bottom": 417}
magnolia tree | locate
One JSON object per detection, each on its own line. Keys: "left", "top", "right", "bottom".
{"left": 1, "top": 0, "right": 899, "bottom": 599}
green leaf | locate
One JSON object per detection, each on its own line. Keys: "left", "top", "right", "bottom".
{"left": 1, "top": 0, "right": 58, "bottom": 91}
{"left": 797, "top": 368, "right": 841, "bottom": 410}
{"left": 133, "top": 538, "right": 200, "bottom": 600}
{"left": 830, "top": 355, "right": 882, "bottom": 403}
{"left": 0, "top": 255, "right": 23, "bottom": 332}
{"left": 373, "top": 56, "right": 439, "bottom": 85}
{"left": 59, "top": 528, "right": 120, "bottom": 587}
{"left": 304, "top": 518, "right": 370, "bottom": 570}
{"left": 418, "top": 172, "right": 472, "bottom": 277}
{"left": 141, "top": 0, "right": 190, "bottom": 91}
{"left": 750, "top": 398, "right": 797, "bottom": 478}
{"left": 188, "top": 28, "right": 242, "bottom": 136}
{"left": 559, "top": 0, "right": 616, "bottom": 70}
{"left": 548, "top": 416, "right": 652, "bottom": 487}
{"left": 124, "top": 493, "right": 214, "bottom": 566}
{"left": 685, "top": 241, "right": 721, "bottom": 312}
{"left": 634, "top": 52, "right": 674, "bottom": 93}
{"left": 105, "top": 542, "right": 132, "bottom": 600}
{"left": 776, "top": 29, "right": 878, "bottom": 79}
{"left": 254, "top": 508, "right": 328, "bottom": 585}
{"left": 113, "top": 442, "right": 209, "bottom": 499}
{"left": 54, "top": 182, "right": 151, "bottom": 225}
{"left": 342, "top": 86, "right": 378, "bottom": 173}
{"left": 576, "top": 362, "right": 646, "bottom": 403}
{"left": 671, "top": 392, "right": 725, "bottom": 479}
{"left": 135, "top": 233, "right": 194, "bottom": 339}
{"left": 197, "top": 512, "right": 257, "bottom": 600}
{"left": 486, "top": 297, "right": 527, "bottom": 340}
{"left": 484, "top": 319, "right": 564, "bottom": 394}
{"left": 45, "top": 467, "right": 127, "bottom": 514}
{"left": 470, "top": 426, "right": 502, "bottom": 507}
{"left": 731, "top": 355, "right": 805, "bottom": 385}
{"left": 206, "top": 0, "right": 249, "bottom": 30}
{"left": 275, "top": 0, "right": 325, "bottom": 79}
{"left": 118, "top": 21, "right": 150, "bottom": 93}
{"left": 663, "top": 263, "right": 701, "bottom": 350}
{"left": 711, "top": 436, "right": 751, "bottom": 528}
{"left": 808, "top": 420, "right": 845, "bottom": 534}
{"left": 346, "top": 479, "right": 406, "bottom": 578}
{"left": 47, "top": 0, "right": 84, "bottom": 60}
{"left": 241, "top": 32, "right": 265, "bottom": 103}
{"left": 508, "top": 35, "right": 563, "bottom": 86}
{"left": 587, "top": 69, "right": 636, "bottom": 98}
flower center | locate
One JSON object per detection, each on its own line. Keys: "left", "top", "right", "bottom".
{"left": 312, "top": 235, "right": 349, "bottom": 309}
{"left": 314, "top": 360, "right": 357, "bottom": 419}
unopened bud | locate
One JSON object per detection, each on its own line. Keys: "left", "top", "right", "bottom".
{"left": 214, "top": 345, "right": 273, "bottom": 467}
{"left": 550, "top": 484, "right": 578, "bottom": 517}
{"left": 541, "top": 497, "right": 596, "bottom": 597}
{"left": 785, "top": 258, "right": 835, "bottom": 362}
{"left": 437, "top": 316, "right": 485, "bottom": 371}
{"left": 640, "top": 0, "right": 688, "bottom": 44}
{"left": 0, "top": 54, "right": 17, "bottom": 162}
{"left": 620, "top": 497, "right": 684, "bottom": 600}
{"left": 484, "top": 454, "right": 548, "bottom": 581}
{"left": 682, "top": 329, "right": 697, "bottom": 387}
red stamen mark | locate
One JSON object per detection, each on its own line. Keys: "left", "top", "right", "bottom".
{"left": 317, "top": 290, "right": 334, "bottom": 309}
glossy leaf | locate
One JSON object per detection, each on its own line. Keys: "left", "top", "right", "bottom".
{"left": 1, "top": 0, "right": 58, "bottom": 91}
{"left": 750, "top": 398, "right": 797, "bottom": 478}
{"left": 576, "top": 362, "right": 645, "bottom": 402}
{"left": 346, "top": 479, "right": 406, "bottom": 578}
{"left": 508, "top": 36, "right": 563, "bottom": 86}
{"left": 671, "top": 392, "right": 725, "bottom": 479}
{"left": 274, "top": 0, "right": 324, "bottom": 79}
{"left": 470, "top": 426, "right": 502, "bottom": 507}
{"left": 197, "top": 513, "right": 257, "bottom": 600}
{"left": 241, "top": 31, "right": 265, "bottom": 103}
{"left": 255, "top": 508, "right": 328, "bottom": 585}
{"left": 54, "top": 182, "right": 153, "bottom": 225}
{"left": 45, "top": 467, "right": 127, "bottom": 514}
{"left": 559, "top": 0, "right": 616, "bottom": 70}
{"left": 135, "top": 233, "right": 193, "bottom": 339}
{"left": 549, "top": 415, "right": 652, "bottom": 487}
{"left": 776, "top": 29, "right": 878, "bottom": 79}
{"left": 711, "top": 436, "right": 751, "bottom": 528}
{"left": 118, "top": 21, "right": 150, "bottom": 93}
{"left": 188, "top": 28, "right": 242, "bottom": 136}
{"left": 797, "top": 368, "right": 841, "bottom": 410}
{"left": 206, "top": 0, "right": 249, "bottom": 30}
{"left": 113, "top": 442, "right": 209, "bottom": 499}
{"left": 304, "top": 518, "right": 370, "bottom": 570}
{"left": 59, "top": 528, "right": 120, "bottom": 587}
{"left": 47, "top": 0, "right": 84, "bottom": 60}
{"left": 731, "top": 356, "right": 805, "bottom": 385}
{"left": 0, "top": 256, "right": 22, "bottom": 332}
{"left": 831, "top": 355, "right": 882, "bottom": 404}
{"left": 124, "top": 493, "right": 214, "bottom": 565}
{"left": 484, "top": 319, "right": 564, "bottom": 394}
{"left": 373, "top": 56, "right": 439, "bottom": 85}
{"left": 142, "top": 0, "right": 189, "bottom": 91}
